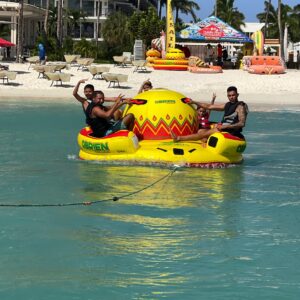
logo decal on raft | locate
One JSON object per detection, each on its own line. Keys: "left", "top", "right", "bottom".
{"left": 82, "top": 141, "right": 110, "bottom": 152}
{"left": 155, "top": 100, "right": 176, "bottom": 104}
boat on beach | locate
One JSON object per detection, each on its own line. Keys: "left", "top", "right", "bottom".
{"left": 78, "top": 89, "right": 246, "bottom": 167}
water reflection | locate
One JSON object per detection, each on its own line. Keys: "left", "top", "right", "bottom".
{"left": 77, "top": 163, "right": 244, "bottom": 209}
{"left": 69, "top": 163, "right": 245, "bottom": 290}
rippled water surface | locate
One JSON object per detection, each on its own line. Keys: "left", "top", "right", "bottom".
{"left": 0, "top": 103, "right": 299, "bottom": 299}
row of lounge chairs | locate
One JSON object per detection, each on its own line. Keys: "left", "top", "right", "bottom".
{"left": 1, "top": 52, "right": 147, "bottom": 86}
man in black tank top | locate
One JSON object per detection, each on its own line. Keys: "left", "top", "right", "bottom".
{"left": 171, "top": 86, "right": 248, "bottom": 142}
{"left": 77, "top": 90, "right": 135, "bottom": 138}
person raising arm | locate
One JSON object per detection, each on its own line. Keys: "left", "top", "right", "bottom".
{"left": 84, "top": 91, "right": 135, "bottom": 138}
{"left": 171, "top": 86, "right": 248, "bottom": 142}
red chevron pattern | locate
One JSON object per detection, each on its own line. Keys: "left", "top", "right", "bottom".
{"left": 133, "top": 116, "right": 198, "bottom": 140}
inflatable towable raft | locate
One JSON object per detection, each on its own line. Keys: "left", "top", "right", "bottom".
{"left": 78, "top": 89, "right": 246, "bottom": 167}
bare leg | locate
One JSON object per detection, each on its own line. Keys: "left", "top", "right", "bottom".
{"left": 171, "top": 128, "right": 218, "bottom": 142}
{"left": 122, "top": 113, "right": 135, "bottom": 131}
{"left": 113, "top": 109, "right": 122, "bottom": 121}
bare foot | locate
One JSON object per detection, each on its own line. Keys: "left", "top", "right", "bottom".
{"left": 170, "top": 130, "right": 180, "bottom": 142}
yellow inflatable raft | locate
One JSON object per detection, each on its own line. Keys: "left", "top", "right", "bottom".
{"left": 78, "top": 89, "right": 246, "bottom": 167}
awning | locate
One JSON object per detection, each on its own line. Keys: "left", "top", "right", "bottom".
{"left": 178, "top": 16, "right": 253, "bottom": 43}
{"left": 0, "top": 37, "right": 15, "bottom": 47}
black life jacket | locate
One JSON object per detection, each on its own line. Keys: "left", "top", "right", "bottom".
{"left": 84, "top": 102, "right": 110, "bottom": 137}
{"left": 222, "top": 101, "right": 247, "bottom": 137}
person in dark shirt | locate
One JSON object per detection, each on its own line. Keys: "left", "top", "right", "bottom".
{"left": 73, "top": 79, "right": 124, "bottom": 120}
{"left": 217, "top": 43, "right": 223, "bottom": 66}
{"left": 75, "top": 89, "right": 135, "bottom": 138}
{"left": 171, "top": 86, "right": 248, "bottom": 142}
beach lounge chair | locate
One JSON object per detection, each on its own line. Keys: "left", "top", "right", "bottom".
{"left": 88, "top": 66, "right": 110, "bottom": 79}
{"left": 122, "top": 52, "right": 133, "bottom": 65}
{"left": 48, "top": 62, "right": 68, "bottom": 72}
{"left": 33, "top": 65, "right": 56, "bottom": 78}
{"left": 102, "top": 72, "right": 128, "bottom": 88}
{"left": 0, "top": 70, "right": 17, "bottom": 84}
{"left": 27, "top": 56, "right": 40, "bottom": 69}
{"left": 0, "top": 63, "right": 9, "bottom": 70}
{"left": 45, "top": 72, "right": 71, "bottom": 86}
{"left": 77, "top": 58, "right": 94, "bottom": 71}
{"left": 64, "top": 54, "right": 81, "bottom": 65}
{"left": 132, "top": 60, "right": 147, "bottom": 73}
{"left": 113, "top": 56, "right": 127, "bottom": 67}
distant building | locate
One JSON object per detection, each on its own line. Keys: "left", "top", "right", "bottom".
{"left": 240, "top": 22, "right": 264, "bottom": 38}
{"left": 0, "top": 0, "right": 158, "bottom": 57}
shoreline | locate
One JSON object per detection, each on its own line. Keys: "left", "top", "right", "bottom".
{"left": 1, "top": 62, "right": 300, "bottom": 111}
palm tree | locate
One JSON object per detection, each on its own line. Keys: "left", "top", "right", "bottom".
{"left": 102, "top": 11, "right": 131, "bottom": 55}
{"left": 16, "top": 0, "right": 24, "bottom": 63}
{"left": 172, "top": 0, "right": 200, "bottom": 23}
{"left": 213, "top": 0, "right": 245, "bottom": 30}
{"left": 44, "top": 0, "right": 50, "bottom": 35}
{"left": 288, "top": 4, "right": 300, "bottom": 42}
{"left": 95, "top": 0, "right": 100, "bottom": 58}
{"left": 159, "top": 0, "right": 166, "bottom": 19}
{"left": 66, "top": 9, "right": 86, "bottom": 37}
{"left": 57, "top": 0, "right": 63, "bottom": 46}
{"left": 278, "top": 0, "right": 284, "bottom": 59}
{"left": 257, "top": 1, "right": 292, "bottom": 39}
{"left": 263, "top": 0, "right": 271, "bottom": 37}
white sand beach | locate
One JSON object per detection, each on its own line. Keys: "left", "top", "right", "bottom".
{"left": 1, "top": 62, "right": 300, "bottom": 110}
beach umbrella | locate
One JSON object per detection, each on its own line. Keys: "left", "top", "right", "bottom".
{"left": 178, "top": 16, "right": 253, "bottom": 43}
{"left": 0, "top": 38, "right": 15, "bottom": 47}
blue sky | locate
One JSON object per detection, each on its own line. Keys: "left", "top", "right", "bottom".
{"left": 182, "top": 0, "right": 300, "bottom": 22}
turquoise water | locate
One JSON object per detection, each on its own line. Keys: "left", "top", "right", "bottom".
{"left": 0, "top": 103, "right": 299, "bottom": 299}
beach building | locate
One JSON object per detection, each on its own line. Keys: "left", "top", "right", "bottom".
{"left": 0, "top": 0, "right": 157, "bottom": 58}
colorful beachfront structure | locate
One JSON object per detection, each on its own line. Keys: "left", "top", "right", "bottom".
{"left": 0, "top": 0, "right": 157, "bottom": 57}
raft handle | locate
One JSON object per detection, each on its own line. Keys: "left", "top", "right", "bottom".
{"left": 208, "top": 136, "right": 218, "bottom": 148}
{"left": 173, "top": 148, "right": 184, "bottom": 155}
{"left": 157, "top": 147, "right": 167, "bottom": 152}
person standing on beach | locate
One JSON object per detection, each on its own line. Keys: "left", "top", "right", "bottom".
{"left": 76, "top": 90, "right": 135, "bottom": 138}
{"left": 38, "top": 43, "right": 46, "bottom": 65}
{"left": 171, "top": 86, "right": 248, "bottom": 142}
{"left": 217, "top": 44, "right": 223, "bottom": 67}
{"left": 206, "top": 44, "right": 214, "bottom": 65}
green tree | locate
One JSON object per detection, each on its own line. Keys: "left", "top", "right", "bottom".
{"left": 172, "top": 0, "right": 200, "bottom": 24}
{"left": 257, "top": 1, "right": 293, "bottom": 40}
{"left": 263, "top": 0, "right": 271, "bottom": 37}
{"left": 159, "top": 0, "right": 167, "bottom": 19}
{"left": 74, "top": 38, "right": 93, "bottom": 57}
{"left": 0, "top": 24, "right": 10, "bottom": 39}
{"left": 127, "top": 7, "right": 165, "bottom": 47}
{"left": 57, "top": 0, "right": 63, "bottom": 46}
{"left": 102, "top": 11, "right": 131, "bottom": 55}
{"left": 65, "top": 9, "right": 86, "bottom": 38}
{"left": 16, "top": 0, "right": 24, "bottom": 62}
{"left": 44, "top": 0, "right": 50, "bottom": 35}
{"left": 213, "top": 0, "right": 245, "bottom": 30}
{"left": 288, "top": 4, "right": 300, "bottom": 42}
{"left": 278, "top": 0, "right": 284, "bottom": 59}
